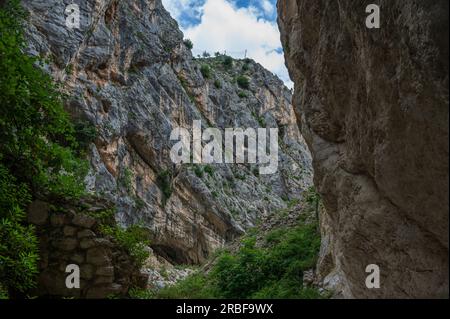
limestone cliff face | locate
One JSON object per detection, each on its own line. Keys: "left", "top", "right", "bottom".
{"left": 278, "top": 0, "right": 449, "bottom": 298}
{"left": 23, "top": 0, "right": 312, "bottom": 268}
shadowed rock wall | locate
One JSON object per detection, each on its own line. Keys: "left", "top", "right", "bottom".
{"left": 278, "top": 0, "right": 449, "bottom": 298}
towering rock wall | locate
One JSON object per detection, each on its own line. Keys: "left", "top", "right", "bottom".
{"left": 23, "top": 0, "right": 312, "bottom": 270}
{"left": 278, "top": 0, "right": 449, "bottom": 298}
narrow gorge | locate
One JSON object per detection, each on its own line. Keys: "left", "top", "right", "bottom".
{"left": 0, "top": 0, "right": 448, "bottom": 300}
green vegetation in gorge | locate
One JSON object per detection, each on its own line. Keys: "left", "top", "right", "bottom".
{"left": 0, "top": 0, "right": 89, "bottom": 296}
{"left": 153, "top": 221, "right": 322, "bottom": 299}
{"left": 148, "top": 187, "right": 325, "bottom": 300}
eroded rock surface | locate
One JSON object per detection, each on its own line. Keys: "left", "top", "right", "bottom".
{"left": 278, "top": 0, "right": 449, "bottom": 298}
{"left": 23, "top": 0, "right": 312, "bottom": 268}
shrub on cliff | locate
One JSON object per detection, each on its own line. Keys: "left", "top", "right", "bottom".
{"left": 222, "top": 55, "right": 233, "bottom": 69}
{"left": 156, "top": 170, "right": 172, "bottom": 200}
{"left": 200, "top": 64, "right": 211, "bottom": 79}
{"left": 183, "top": 39, "right": 193, "bottom": 50}
{"left": 214, "top": 79, "right": 222, "bottom": 89}
{"left": 0, "top": 0, "right": 88, "bottom": 296}
{"left": 237, "top": 75, "right": 250, "bottom": 89}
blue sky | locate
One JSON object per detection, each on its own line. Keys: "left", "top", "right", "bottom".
{"left": 161, "top": 0, "right": 293, "bottom": 88}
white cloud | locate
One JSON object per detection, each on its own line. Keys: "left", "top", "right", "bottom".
{"left": 260, "top": 0, "right": 275, "bottom": 15}
{"left": 163, "top": 0, "right": 293, "bottom": 89}
{"left": 161, "top": 0, "right": 204, "bottom": 27}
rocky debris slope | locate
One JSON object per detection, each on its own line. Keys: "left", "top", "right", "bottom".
{"left": 278, "top": 0, "right": 449, "bottom": 298}
{"left": 23, "top": 0, "right": 312, "bottom": 271}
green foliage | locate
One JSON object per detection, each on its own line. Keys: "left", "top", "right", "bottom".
{"left": 0, "top": 1, "right": 89, "bottom": 294}
{"left": 183, "top": 39, "right": 193, "bottom": 50}
{"left": 305, "top": 186, "right": 321, "bottom": 221}
{"left": 119, "top": 168, "right": 133, "bottom": 193}
{"left": 178, "top": 75, "right": 197, "bottom": 104}
{"left": 73, "top": 120, "right": 97, "bottom": 153}
{"left": 252, "top": 111, "right": 266, "bottom": 127}
{"left": 288, "top": 198, "right": 300, "bottom": 208}
{"left": 305, "top": 186, "right": 320, "bottom": 207}
{"left": 156, "top": 273, "right": 216, "bottom": 299}
{"left": 202, "top": 51, "right": 210, "bottom": 58}
{"left": 222, "top": 55, "right": 233, "bottom": 69}
{"left": 133, "top": 196, "right": 146, "bottom": 210}
{"left": 0, "top": 284, "right": 9, "bottom": 299}
{"left": 242, "top": 63, "right": 250, "bottom": 72}
{"left": 214, "top": 222, "right": 321, "bottom": 298}
{"left": 0, "top": 164, "right": 39, "bottom": 295}
{"left": 214, "top": 79, "right": 222, "bottom": 89}
{"left": 238, "top": 91, "right": 248, "bottom": 98}
{"left": 193, "top": 166, "right": 204, "bottom": 178}
{"left": 128, "top": 287, "right": 155, "bottom": 299}
{"left": 0, "top": 0, "right": 87, "bottom": 199}
{"left": 200, "top": 64, "right": 211, "bottom": 79}
{"left": 100, "top": 224, "right": 150, "bottom": 267}
{"left": 157, "top": 170, "right": 172, "bottom": 200}
{"left": 65, "top": 63, "right": 73, "bottom": 75}
{"left": 237, "top": 75, "right": 250, "bottom": 89}
{"left": 86, "top": 208, "right": 115, "bottom": 226}
{"left": 204, "top": 165, "right": 215, "bottom": 177}
{"left": 156, "top": 221, "right": 322, "bottom": 299}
